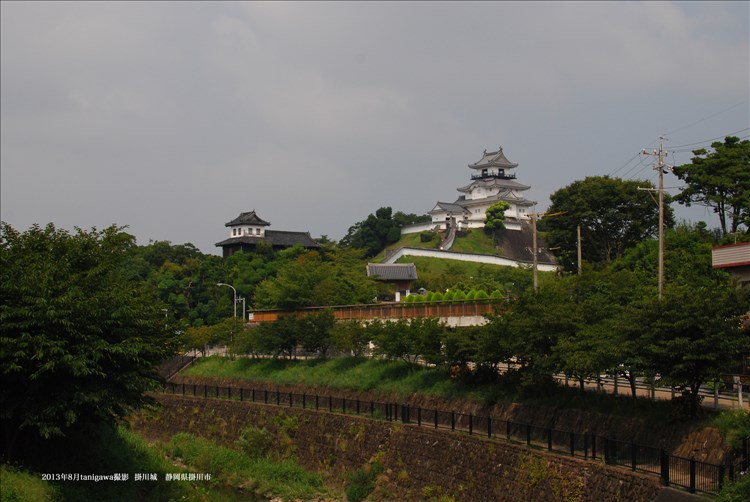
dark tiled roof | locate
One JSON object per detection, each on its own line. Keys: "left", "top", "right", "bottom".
{"left": 468, "top": 147, "right": 518, "bottom": 170}
{"left": 455, "top": 193, "right": 536, "bottom": 208}
{"left": 430, "top": 202, "right": 470, "bottom": 214}
{"left": 225, "top": 210, "right": 271, "bottom": 227}
{"left": 457, "top": 178, "right": 530, "bottom": 193}
{"left": 265, "top": 230, "right": 321, "bottom": 248}
{"left": 366, "top": 263, "right": 418, "bottom": 281}
{"left": 215, "top": 230, "right": 321, "bottom": 249}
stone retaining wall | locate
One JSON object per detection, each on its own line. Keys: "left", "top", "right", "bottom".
{"left": 131, "top": 394, "right": 667, "bottom": 501}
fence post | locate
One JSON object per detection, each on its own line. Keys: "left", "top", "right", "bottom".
{"left": 240, "top": 388, "right": 243, "bottom": 402}
{"left": 526, "top": 424, "right": 531, "bottom": 446}
{"left": 451, "top": 412, "right": 455, "bottom": 431}
{"left": 584, "top": 434, "right": 588, "bottom": 460}
{"left": 182, "top": 383, "right": 185, "bottom": 395}
{"left": 303, "top": 393, "right": 306, "bottom": 409}
{"left": 591, "top": 435, "right": 596, "bottom": 461}
{"left": 547, "top": 429, "right": 552, "bottom": 451}
{"left": 343, "top": 398, "right": 346, "bottom": 414}
{"left": 506, "top": 421, "right": 511, "bottom": 440}
{"left": 289, "top": 392, "right": 293, "bottom": 407}
{"left": 357, "top": 399, "right": 360, "bottom": 415}
{"left": 571, "top": 432, "right": 576, "bottom": 457}
{"left": 718, "top": 463, "right": 725, "bottom": 491}
{"left": 488, "top": 417, "right": 492, "bottom": 439}
{"left": 743, "top": 437, "right": 748, "bottom": 472}
{"left": 193, "top": 384, "right": 196, "bottom": 396}
{"left": 204, "top": 385, "right": 207, "bottom": 398}
{"left": 434, "top": 409, "right": 438, "bottom": 429}
{"left": 264, "top": 390, "right": 268, "bottom": 404}
{"left": 315, "top": 395, "right": 319, "bottom": 410}
{"left": 228, "top": 386, "right": 231, "bottom": 400}
{"left": 604, "top": 438, "right": 610, "bottom": 464}
{"left": 276, "top": 391, "right": 280, "bottom": 406}
{"left": 660, "top": 450, "right": 669, "bottom": 486}
{"left": 631, "top": 441, "right": 637, "bottom": 471}
{"left": 689, "top": 457, "right": 696, "bottom": 494}
{"left": 417, "top": 407, "right": 422, "bottom": 427}
{"left": 469, "top": 415, "right": 473, "bottom": 435}
{"left": 394, "top": 403, "right": 398, "bottom": 422}
{"left": 328, "top": 396, "right": 332, "bottom": 413}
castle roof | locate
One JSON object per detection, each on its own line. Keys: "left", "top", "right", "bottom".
{"left": 215, "top": 230, "right": 320, "bottom": 249}
{"left": 366, "top": 263, "right": 418, "bottom": 281}
{"left": 429, "top": 202, "right": 470, "bottom": 215}
{"left": 468, "top": 147, "right": 518, "bottom": 170}
{"left": 457, "top": 177, "right": 530, "bottom": 193}
{"left": 225, "top": 210, "right": 270, "bottom": 227}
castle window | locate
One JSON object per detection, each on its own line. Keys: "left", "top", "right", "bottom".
{"left": 256, "top": 228, "right": 261, "bottom": 235}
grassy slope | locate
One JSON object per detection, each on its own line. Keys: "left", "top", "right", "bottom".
{"left": 2, "top": 421, "right": 334, "bottom": 502}
{"left": 181, "top": 356, "right": 704, "bottom": 423}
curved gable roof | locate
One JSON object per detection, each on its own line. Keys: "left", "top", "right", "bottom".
{"left": 225, "top": 210, "right": 271, "bottom": 227}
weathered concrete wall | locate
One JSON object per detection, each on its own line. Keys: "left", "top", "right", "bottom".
{"left": 131, "top": 394, "right": 667, "bottom": 501}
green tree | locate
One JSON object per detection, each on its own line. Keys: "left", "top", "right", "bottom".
{"left": 673, "top": 136, "right": 750, "bottom": 236}
{"left": 0, "top": 223, "right": 172, "bottom": 460}
{"left": 540, "top": 176, "right": 674, "bottom": 272}
{"left": 340, "top": 207, "right": 429, "bottom": 257}
{"left": 484, "top": 201, "right": 510, "bottom": 233}
{"left": 300, "top": 310, "right": 336, "bottom": 358}
{"left": 647, "top": 282, "right": 749, "bottom": 416}
{"left": 253, "top": 248, "right": 377, "bottom": 310}
{"left": 331, "top": 320, "right": 370, "bottom": 358}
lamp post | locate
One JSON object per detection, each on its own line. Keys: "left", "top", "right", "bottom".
{"left": 217, "top": 283, "right": 237, "bottom": 318}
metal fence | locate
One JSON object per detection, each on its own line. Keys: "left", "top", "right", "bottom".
{"left": 162, "top": 381, "right": 748, "bottom": 496}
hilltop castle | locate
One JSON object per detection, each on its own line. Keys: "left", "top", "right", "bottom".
{"left": 428, "top": 146, "right": 535, "bottom": 232}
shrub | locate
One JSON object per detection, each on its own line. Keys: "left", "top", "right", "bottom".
{"left": 420, "top": 231, "right": 435, "bottom": 243}
{"left": 235, "top": 425, "right": 274, "bottom": 458}
{"left": 453, "top": 290, "right": 467, "bottom": 301}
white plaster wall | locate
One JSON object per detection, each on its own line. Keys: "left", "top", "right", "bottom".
{"left": 383, "top": 247, "right": 558, "bottom": 272}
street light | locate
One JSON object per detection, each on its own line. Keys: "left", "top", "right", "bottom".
{"left": 217, "top": 283, "right": 237, "bottom": 318}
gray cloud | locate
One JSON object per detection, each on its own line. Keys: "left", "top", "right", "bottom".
{"left": 2, "top": 1, "right": 748, "bottom": 253}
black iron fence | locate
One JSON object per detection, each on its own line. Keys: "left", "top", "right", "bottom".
{"left": 162, "top": 381, "right": 749, "bottom": 496}
{"left": 158, "top": 354, "right": 197, "bottom": 380}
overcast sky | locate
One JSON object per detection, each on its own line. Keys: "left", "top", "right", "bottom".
{"left": 2, "top": 1, "right": 748, "bottom": 254}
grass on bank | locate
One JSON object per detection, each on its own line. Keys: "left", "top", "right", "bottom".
{"left": 2, "top": 420, "right": 335, "bottom": 502}
{"left": 167, "top": 432, "right": 331, "bottom": 501}
{"left": 181, "top": 356, "right": 716, "bottom": 425}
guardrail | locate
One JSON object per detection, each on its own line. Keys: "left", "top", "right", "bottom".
{"left": 162, "top": 381, "right": 748, "bottom": 496}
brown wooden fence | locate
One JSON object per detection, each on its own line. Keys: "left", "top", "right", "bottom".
{"left": 249, "top": 300, "right": 504, "bottom": 323}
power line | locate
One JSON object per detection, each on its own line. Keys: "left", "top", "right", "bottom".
{"left": 667, "top": 128, "right": 750, "bottom": 150}
{"left": 607, "top": 152, "right": 642, "bottom": 177}
{"left": 665, "top": 99, "right": 749, "bottom": 136}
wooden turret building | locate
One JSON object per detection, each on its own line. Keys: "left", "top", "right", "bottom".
{"left": 215, "top": 210, "right": 320, "bottom": 258}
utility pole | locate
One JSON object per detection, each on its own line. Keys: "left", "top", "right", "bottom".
{"left": 532, "top": 214, "right": 538, "bottom": 292}
{"left": 528, "top": 211, "right": 565, "bottom": 292}
{"left": 642, "top": 137, "right": 669, "bottom": 300}
{"left": 577, "top": 225, "right": 582, "bottom": 276}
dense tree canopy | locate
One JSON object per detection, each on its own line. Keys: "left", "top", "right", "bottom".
{"left": 340, "top": 207, "right": 430, "bottom": 257}
{"left": 540, "top": 176, "right": 675, "bottom": 272}
{"left": 0, "top": 223, "right": 173, "bottom": 460}
{"left": 673, "top": 136, "right": 750, "bottom": 236}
